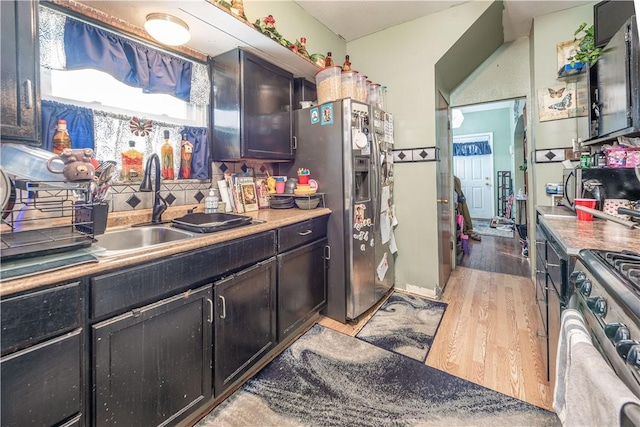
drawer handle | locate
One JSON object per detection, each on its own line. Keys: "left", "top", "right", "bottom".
{"left": 324, "top": 244, "right": 331, "bottom": 260}
{"left": 219, "top": 295, "right": 226, "bottom": 319}
{"left": 292, "top": 135, "right": 297, "bottom": 150}
{"left": 547, "top": 262, "right": 560, "bottom": 268}
{"left": 297, "top": 229, "right": 312, "bottom": 236}
{"left": 206, "top": 298, "right": 213, "bottom": 323}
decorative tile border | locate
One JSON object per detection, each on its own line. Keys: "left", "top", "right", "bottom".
{"left": 534, "top": 147, "right": 575, "bottom": 163}
{"left": 392, "top": 147, "right": 439, "bottom": 163}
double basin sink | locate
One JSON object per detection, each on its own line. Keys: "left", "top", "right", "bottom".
{"left": 93, "top": 213, "right": 256, "bottom": 257}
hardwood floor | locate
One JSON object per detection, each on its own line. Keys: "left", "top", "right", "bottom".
{"left": 460, "top": 229, "right": 530, "bottom": 277}
{"left": 319, "top": 226, "right": 553, "bottom": 413}
{"left": 427, "top": 267, "right": 552, "bottom": 411}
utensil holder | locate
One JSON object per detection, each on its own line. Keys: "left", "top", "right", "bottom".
{"left": 75, "top": 202, "right": 109, "bottom": 235}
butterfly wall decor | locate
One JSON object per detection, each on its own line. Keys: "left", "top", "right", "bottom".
{"left": 548, "top": 93, "right": 572, "bottom": 111}
{"left": 548, "top": 87, "right": 565, "bottom": 98}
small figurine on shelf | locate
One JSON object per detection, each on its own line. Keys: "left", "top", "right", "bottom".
{"left": 295, "top": 37, "right": 310, "bottom": 59}
{"left": 342, "top": 55, "right": 351, "bottom": 71}
{"left": 230, "top": 0, "right": 246, "bottom": 20}
{"left": 324, "top": 52, "right": 333, "bottom": 67}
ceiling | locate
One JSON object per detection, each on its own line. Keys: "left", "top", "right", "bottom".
{"left": 294, "top": 0, "right": 594, "bottom": 43}
{"left": 71, "top": 0, "right": 595, "bottom": 57}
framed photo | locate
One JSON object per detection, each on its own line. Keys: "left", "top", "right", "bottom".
{"left": 557, "top": 39, "right": 581, "bottom": 70}
{"left": 537, "top": 83, "right": 581, "bottom": 122}
{"left": 240, "top": 182, "right": 259, "bottom": 212}
{"left": 254, "top": 177, "right": 270, "bottom": 209}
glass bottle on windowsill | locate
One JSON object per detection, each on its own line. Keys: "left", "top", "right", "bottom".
{"left": 161, "top": 130, "right": 175, "bottom": 180}
{"left": 52, "top": 119, "right": 72, "bottom": 154}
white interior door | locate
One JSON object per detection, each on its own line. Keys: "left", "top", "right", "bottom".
{"left": 453, "top": 133, "right": 494, "bottom": 220}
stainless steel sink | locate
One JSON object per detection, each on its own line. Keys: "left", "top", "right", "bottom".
{"left": 93, "top": 226, "right": 194, "bottom": 257}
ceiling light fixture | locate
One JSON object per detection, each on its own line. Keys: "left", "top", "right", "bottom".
{"left": 144, "top": 13, "right": 191, "bottom": 46}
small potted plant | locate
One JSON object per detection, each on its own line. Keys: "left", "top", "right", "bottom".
{"left": 568, "top": 23, "right": 602, "bottom": 66}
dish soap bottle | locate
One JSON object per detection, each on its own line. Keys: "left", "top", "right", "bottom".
{"left": 179, "top": 134, "right": 193, "bottom": 179}
{"left": 205, "top": 188, "right": 219, "bottom": 213}
{"left": 52, "top": 119, "right": 72, "bottom": 154}
{"left": 161, "top": 130, "right": 175, "bottom": 180}
{"left": 121, "top": 140, "right": 144, "bottom": 181}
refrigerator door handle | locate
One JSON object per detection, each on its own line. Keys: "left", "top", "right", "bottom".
{"left": 371, "top": 132, "right": 380, "bottom": 232}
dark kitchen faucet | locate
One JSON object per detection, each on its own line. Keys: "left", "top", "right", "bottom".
{"left": 139, "top": 153, "right": 167, "bottom": 224}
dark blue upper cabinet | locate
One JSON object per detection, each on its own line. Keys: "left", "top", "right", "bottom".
{"left": 211, "top": 49, "right": 294, "bottom": 162}
{"left": 1, "top": 0, "right": 41, "bottom": 146}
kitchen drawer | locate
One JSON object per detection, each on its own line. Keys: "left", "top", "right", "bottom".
{"left": 1, "top": 329, "right": 82, "bottom": 427}
{"left": 277, "top": 216, "right": 328, "bottom": 253}
{"left": 91, "top": 231, "right": 275, "bottom": 319}
{"left": 1, "top": 281, "right": 81, "bottom": 355}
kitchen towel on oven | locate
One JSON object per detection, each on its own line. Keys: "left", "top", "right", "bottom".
{"left": 553, "top": 309, "right": 640, "bottom": 426}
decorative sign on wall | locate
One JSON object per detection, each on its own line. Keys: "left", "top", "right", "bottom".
{"left": 537, "top": 83, "right": 585, "bottom": 122}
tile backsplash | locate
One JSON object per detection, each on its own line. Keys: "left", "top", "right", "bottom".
{"left": 108, "top": 161, "right": 277, "bottom": 213}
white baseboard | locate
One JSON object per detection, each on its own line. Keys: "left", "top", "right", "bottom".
{"left": 403, "top": 283, "right": 438, "bottom": 300}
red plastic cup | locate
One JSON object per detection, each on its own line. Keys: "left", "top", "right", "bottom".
{"left": 575, "top": 198, "right": 597, "bottom": 221}
{"left": 298, "top": 174, "right": 310, "bottom": 184}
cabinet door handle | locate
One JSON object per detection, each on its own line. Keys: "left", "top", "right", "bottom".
{"left": 206, "top": 298, "right": 213, "bottom": 323}
{"left": 24, "top": 79, "right": 33, "bottom": 110}
{"left": 298, "top": 229, "right": 312, "bottom": 236}
{"left": 547, "top": 262, "right": 561, "bottom": 268}
{"left": 219, "top": 295, "right": 226, "bottom": 319}
{"left": 324, "top": 245, "right": 331, "bottom": 260}
{"left": 292, "top": 136, "right": 297, "bottom": 150}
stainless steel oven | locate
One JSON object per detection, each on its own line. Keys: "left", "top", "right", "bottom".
{"left": 567, "top": 249, "right": 640, "bottom": 424}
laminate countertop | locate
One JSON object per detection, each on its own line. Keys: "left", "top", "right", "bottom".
{"left": 536, "top": 205, "right": 640, "bottom": 256}
{"left": 0, "top": 207, "right": 331, "bottom": 297}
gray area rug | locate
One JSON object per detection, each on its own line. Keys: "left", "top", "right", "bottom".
{"left": 197, "top": 324, "right": 559, "bottom": 427}
{"left": 355, "top": 292, "right": 446, "bottom": 362}
{"left": 472, "top": 219, "right": 514, "bottom": 238}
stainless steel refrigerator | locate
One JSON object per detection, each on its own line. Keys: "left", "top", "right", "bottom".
{"left": 281, "top": 99, "right": 395, "bottom": 322}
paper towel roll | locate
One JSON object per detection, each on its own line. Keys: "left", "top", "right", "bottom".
{"left": 217, "top": 179, "right": 232, "bottom": 212}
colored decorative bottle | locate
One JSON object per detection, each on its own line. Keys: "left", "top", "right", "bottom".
{"left": 161, "top": 130, "right": 175, "bottom": 180}
{"left": 325, "top": 52, "right": 333, "bottom": 67}
{"left": 342, "top": 55, "right": 351, "bottom": 71}
{"left": 120, "top": 140, "right": 144, "bottom": 181}
{"left": 179, "top": 134, "right": 193, "bottom": 179}
{"left": 52, "top": 119, "right": 72, "bottom": 155}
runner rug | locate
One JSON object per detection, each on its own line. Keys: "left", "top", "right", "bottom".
{"left": 355, "top": 291, "right": 447, "bottom": 362}
{"left": 196, "top": 324, "right": 559, "bottom": 427}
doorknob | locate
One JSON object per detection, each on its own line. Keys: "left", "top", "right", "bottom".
{"left": 436, "top": 199, "right": 449, "bottom": 203}
{"left": 485, "top": 183, "right": 490, "bottom": 186}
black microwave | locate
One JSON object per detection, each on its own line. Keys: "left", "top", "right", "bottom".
{"left": 562, "top": 167, "right": 640, "bottom": 210}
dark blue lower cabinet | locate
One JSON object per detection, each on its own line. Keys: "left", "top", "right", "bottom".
{"left": 92, "top": 285, "right": 212, "bottom": 427}
{"left": 214, "top": 258, "right": 277, "bottom": 396}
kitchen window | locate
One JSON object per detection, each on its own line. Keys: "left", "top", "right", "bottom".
{"left": 40, "top": 67, "right": 207, "bottom": 127}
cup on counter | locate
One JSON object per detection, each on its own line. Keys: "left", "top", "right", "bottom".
{"left": 575, "top": 198, "right": 597, "bottom": 221}
{"left": 275, "top": 181, "right": 285, "bottom": 194}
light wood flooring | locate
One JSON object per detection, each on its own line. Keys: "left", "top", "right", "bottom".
{"left": 319, "top": 232, "right": 553, "bottom": 412}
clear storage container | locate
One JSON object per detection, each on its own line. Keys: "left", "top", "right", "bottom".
{"left": 369, "top": 83, "right": 382, "bottom": 108}
{"left": 315, "top": 66, "right": 342, "bottom": 104}
{"left": 356, "top": 74, "right": 368, "bottom": 103}
{"left": 341, "top": 70, "right": 358, "bottom": 100}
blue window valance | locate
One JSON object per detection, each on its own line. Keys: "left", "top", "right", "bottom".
{"left": 453, "top": 141, "right": 492, "bottom": 156}
{"left": 64, "top": 17, "right": 192, "bottom": 102}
